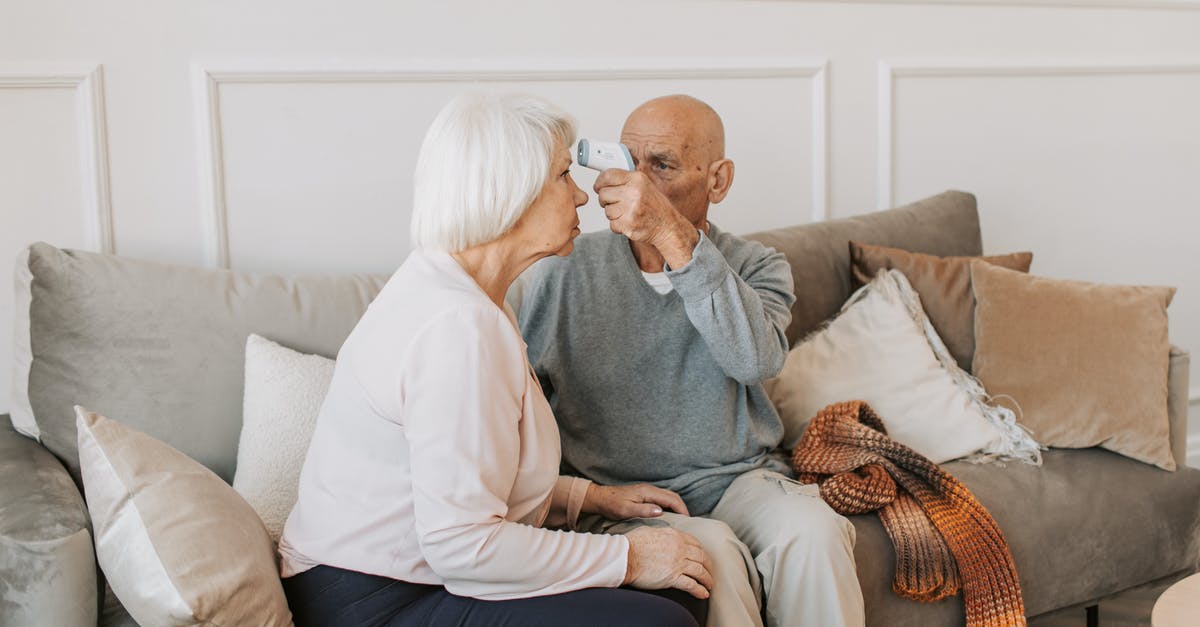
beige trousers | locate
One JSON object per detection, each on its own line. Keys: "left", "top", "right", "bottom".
{"left": 710, "top": 468, "right": 865, "bottom": 627}
{"left": 581, "top": 468, "right": 864, "bottom": 627}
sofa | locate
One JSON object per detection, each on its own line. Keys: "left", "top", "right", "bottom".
{"left": 3, "top": 190, "right": 1198, "bottom": 626}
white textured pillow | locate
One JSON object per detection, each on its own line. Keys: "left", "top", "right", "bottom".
{"left": 75, "top": 406, "right": 292, "bottom": 626}
{"left": 233, "top": 334, "right": 334, "bottom": 542}
{"left": 768, "top": 269, "right": 1041, "bottom": 465}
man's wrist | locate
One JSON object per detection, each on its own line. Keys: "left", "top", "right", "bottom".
{"left": 656, "top": 218, "right": 701, "bottom": 270}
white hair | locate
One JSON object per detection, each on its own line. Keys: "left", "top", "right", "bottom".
{"left": 410, "top": 92, "right": 577, "bottom": 252}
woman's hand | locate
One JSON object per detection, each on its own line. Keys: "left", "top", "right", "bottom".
{"left": 623, "top": 527, "right": 714, "bottom": 599}
{"left": 583, "top": 483, "right": 690, "bottom": 520}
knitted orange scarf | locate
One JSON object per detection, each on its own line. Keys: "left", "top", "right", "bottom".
{"left": 791, "top": 400, "right": 1026, "bottom": 627}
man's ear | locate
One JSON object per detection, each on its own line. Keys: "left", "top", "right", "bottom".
{"left": 707, "top": 158, "right": 734, "bottom": 204}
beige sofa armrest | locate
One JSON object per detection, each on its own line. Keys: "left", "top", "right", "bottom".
{"left": 1169, "top": 346, "right": 1191, "bottom": 470}
{"left": 0, "top": 418, "right": 97, "bottom": 627}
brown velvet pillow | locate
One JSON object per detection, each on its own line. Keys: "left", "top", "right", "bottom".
{"left": 849, "top": 241, "right": 1033, "bottom": 371}
{"left": 970, "top": 261, "right": 1176, "bottom": 470}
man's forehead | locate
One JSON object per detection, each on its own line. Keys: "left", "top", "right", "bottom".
{"left": 621, "top": 119, "right": 695, "bottom": 155}
{"left": 621, "top": 100, "right": 720, "bottom": 159}
{"left": 624, "top": 105, "right": 685, "bottom": 132}
{"left": 620, "top": 130, "right": 685, "bottom": 153}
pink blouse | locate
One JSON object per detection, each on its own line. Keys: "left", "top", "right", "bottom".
{"left": 278, "top": 250, "right": 629, "bottom": 600}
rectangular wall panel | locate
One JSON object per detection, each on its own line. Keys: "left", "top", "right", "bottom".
{"left": 209, "top": 67, "right": 822, "bottom": 274}
{"left": 888, "top": 66, "right": 1200, "bottom": 444}
{"left": 0, "top": 84, "right": 95, "bottom": 415}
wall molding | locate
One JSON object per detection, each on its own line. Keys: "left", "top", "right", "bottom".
{"left": 193, "top": 58, "right": 828, "bottom": 269}
{"left": 0, "top": 64, "right": 114, "bottom": 254}
{"left": 767, "top": 0, "right": 1200, "bottom": 10}
{"left": 876, "top": 59, "right": 1200, "bottom": 211}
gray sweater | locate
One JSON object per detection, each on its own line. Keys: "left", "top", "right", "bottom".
{"left": 509, "top": 225, "right": 797, "bottom": 515}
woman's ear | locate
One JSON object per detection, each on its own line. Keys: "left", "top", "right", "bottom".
{"left": 707, "top": 158, "right": 735, "bottom": 204}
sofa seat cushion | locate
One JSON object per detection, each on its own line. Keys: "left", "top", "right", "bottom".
{"left": 851, "top": 448, "right": 1200, "bottom": 626}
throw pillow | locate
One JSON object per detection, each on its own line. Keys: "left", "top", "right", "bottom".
{"left": 75, "top": 406, "right": 293, "bottom": 626}
{"left": 767, "top": 269, "right": 1041, "bottom": 465}
{"left": 849, "top": 240, "right": 1033, "bottom": 372}
{"left": 11, "top": 242, "right": 387, "bottom": 488}
{"left": 970, "top": 261, "right": 1176, "bottom": 470}
{"left": 234, "top": 334, "right": 335, "bottom": 542}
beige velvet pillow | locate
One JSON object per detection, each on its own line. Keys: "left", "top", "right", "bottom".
{"left": 76, "top": 406, "right": 293, "bottom": 626}
{"left": 970, "top": 262, "right": 1176, "bottom": 470}
{"left": 849, "top": 241, "right": 1033, "bottom": 372}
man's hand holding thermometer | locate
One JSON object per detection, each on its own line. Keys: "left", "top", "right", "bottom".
{"left": 574, "top": 138, "right": 699, "bottom": 269}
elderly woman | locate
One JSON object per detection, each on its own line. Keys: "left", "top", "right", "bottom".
{"left": 277, "top": 93, "right": 714, "bottom": 626}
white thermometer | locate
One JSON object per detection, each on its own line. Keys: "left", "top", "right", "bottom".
{"left": 575, "top": 139, "right": 635, "bottom": 171}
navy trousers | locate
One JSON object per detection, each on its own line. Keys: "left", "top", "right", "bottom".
{"left": 283, "top": 564, "right": 707, "bottom": 627}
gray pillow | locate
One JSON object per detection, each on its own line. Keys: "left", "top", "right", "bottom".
{"left": 10, "top": 242, "right": 388, "bottom": 485}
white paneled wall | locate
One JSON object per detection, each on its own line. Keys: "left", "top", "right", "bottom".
{"left": 199, "top": 60, "right": 824, "bottom": 273}
{"left": 0, "top": 64, "right": 112, "bottom": 418}
{"left": 2, "top": 0, "right": 1198, "bottom": 457}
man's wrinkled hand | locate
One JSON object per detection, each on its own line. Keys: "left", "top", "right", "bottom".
{"left": 594, "top": 170, "right": 694, "bottom": 250}
{"left": 584, "top": 483, "right": 690, "bottom": 520}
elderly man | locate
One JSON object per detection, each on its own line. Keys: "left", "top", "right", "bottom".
{"left": 509, "top": 94, "right": 865, "bottom": 626}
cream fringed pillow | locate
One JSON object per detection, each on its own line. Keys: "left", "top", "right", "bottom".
{"left": 76, "top": 406, "right": 293, "bottom": 626}
{"left": 234, "top": 334, "right": 334, "bottom": 543}
{"left": 767, "top": 269, "right": 1042, "bottom": 465}
{"left": 970, "top": 261, "right": 1177, "bottom": 470}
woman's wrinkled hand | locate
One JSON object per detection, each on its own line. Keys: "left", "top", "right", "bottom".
{"left": 623, "top": 526, "right": 714, "bottom": 599}
{"left": 584, "top": 483, "right": 690, "bottom": 520}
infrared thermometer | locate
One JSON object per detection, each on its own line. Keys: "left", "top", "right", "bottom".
{"left": 575, "top": 139, "right": 635, "bottom": 172}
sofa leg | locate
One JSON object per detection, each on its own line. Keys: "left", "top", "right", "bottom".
{"left": 1085, "top": 604, "right": 1098, "bottom": 627}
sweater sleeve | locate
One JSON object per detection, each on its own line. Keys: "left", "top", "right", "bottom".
{"left": 665, "top": 231, "right": 796, "bottom": 384}
{"left": 401, "top": 305, "right": 628, "bottom": 600}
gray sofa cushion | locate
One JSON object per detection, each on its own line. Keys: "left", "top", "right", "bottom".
{"left": 0, "top": 418, "right": 96, "bottom": 627}
{"left": 853, "top": 448, "right": 1200, "bottom": 626}
{"left": 746, "top": 190, "right": 983, "bottom": 345}
{"left": 11, "top": 243, "right": 388, "bottom": 484}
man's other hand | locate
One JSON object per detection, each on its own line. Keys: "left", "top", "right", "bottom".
{"left": 584, "top": 482, "right": 690, "bottom": 520}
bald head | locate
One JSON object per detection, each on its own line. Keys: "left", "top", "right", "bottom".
{"left": 623, "top": 95, "right": 725, "bottom": 162}
{"left": 618, "top": 95, "right": 734, "bottom": 227}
